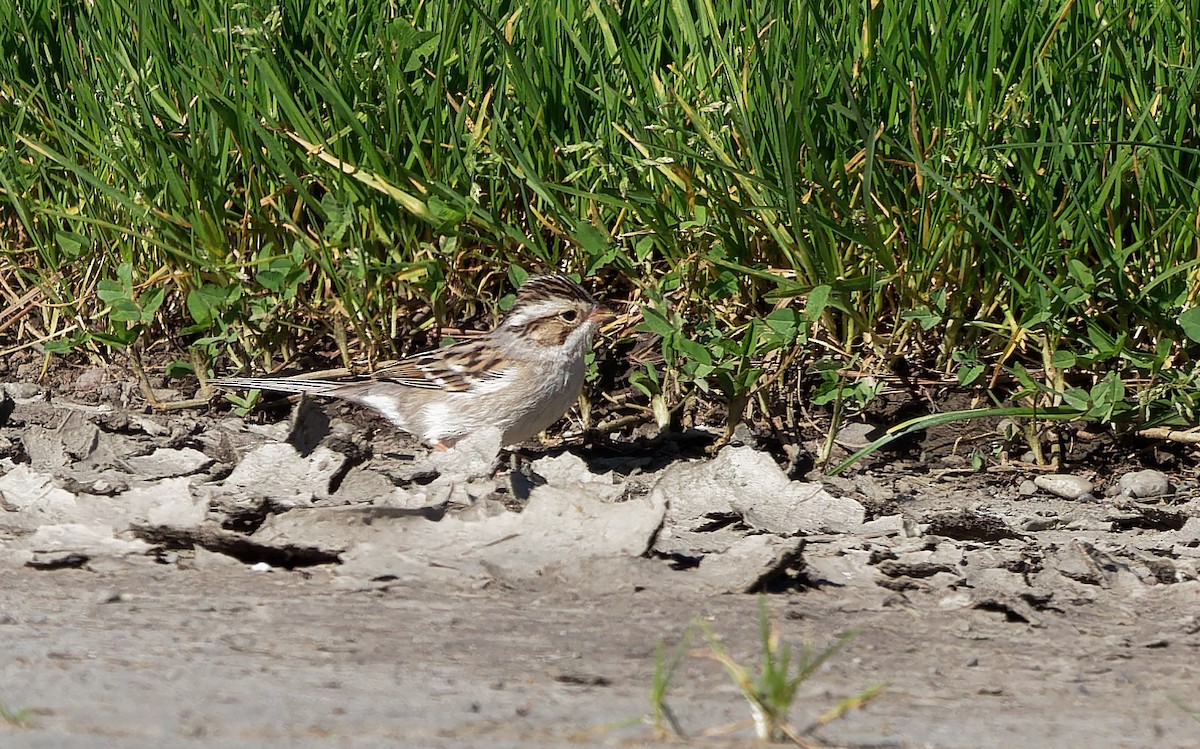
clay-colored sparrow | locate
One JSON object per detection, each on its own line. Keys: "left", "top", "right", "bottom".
{"left": 209, "top": 275, "right": 613, "bottom": 447}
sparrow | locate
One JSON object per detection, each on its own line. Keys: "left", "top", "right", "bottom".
{"left": 209, "top": 275, "right": 614, "bottom": 448}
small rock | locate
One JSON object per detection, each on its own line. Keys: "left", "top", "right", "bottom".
{"left": 22, "top": 426, "right": 70, "bottom": 469}
{"left": 128, "top": 415, "right": 171, "bottom": 437}
{"left": 221, "top": 443, "right": 349, "bottom": 506}
{"left": 249, "top": 562, "right": 273, "bottom": 572}
{"left": 1033, "top": 474, "right": 1094, "bottom": 500}
{"left": 1113, "top": 469, "right": 1172, "bottom": 499}
{"left": 727, "top": 423, "right": 757, "bottom": 447}
{"left": 924, "top": 509, "right": 1023, "bottom": 542}
{"left": 89, "top": 478, "right": 125, "bottom": 496}
{"left": 419, "top": 426, "right": 503, "bottom": 484}
{"left": 1018, "top": 480, "right": 1039, "bottom": 496}
{"left": 0, "top": 466, "right": 79, "bottom": 517}
{"left": 679, "top": 534, "right": 806, "bottom": 593}
{"left": 59, "top": 413, "right": 102, "bottom": 461}
{"left": 142, "top": 479, "right": 209, "bottom": 528}
{"left": 125, "top": 447, "right": 214, "bottom": 480}
{"left": 1019, "top": 514, "right": 1062, "bottom": 532}
{"left": 23, "top": 523, "right": 155, "bottom": 568}
{"left": 330, "top": 467, "right": 399, "bottom": 505}
{"left": 858, "top": 514, "right": 906, "bottom": 538}
{"left": 854, "top": 475, "right": 893, "bottom": 501}
{"left": 833, "top": 422, "right": 878, "bottom": 449}
{"left": 801, "top": 547, "right": 880, "bottom": 589}
{"left": 876, "top": 558, "right": 957, "bottom": 579}
{"left": 3, "top": 382, "right": 44, "bottom": 401}
{"left": 938, "top": 454, "right": 968, "bottom": 468}
{"left": 652, "top": 446, "right": 864, "bottom": 549}
{"left": 96, "top": 589, "right": 123, "bottom": 604}
{"left": 1052, "top": 542, "right": 1107, "bottom": 586}
{"left": 531, "top": 452, "right": 616, "bottom": 490}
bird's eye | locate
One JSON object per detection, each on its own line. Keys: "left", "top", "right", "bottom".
{"left": 560, "top": 309, "right": 579, "bottom": 323}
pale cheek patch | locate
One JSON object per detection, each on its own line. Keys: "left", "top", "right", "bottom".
{"left": 530, "top": 320, "right": 571, "bottom": 347}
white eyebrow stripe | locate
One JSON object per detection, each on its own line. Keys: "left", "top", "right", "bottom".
{"left": 506, "top": 302, "right": 573, "bottom": 327}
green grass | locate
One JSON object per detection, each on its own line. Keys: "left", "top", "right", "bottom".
{"left": 663, "top": 598, "right": 884, "bottom": 743}
{"left": 0, "top": 699, "right": 33, "bottom": 729}
{"left": 2, "top": 0, "right": 1199, "bottom": 454}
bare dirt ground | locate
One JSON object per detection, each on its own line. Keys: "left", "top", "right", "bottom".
{"left": 2, "top": 361, "right": 1199, "bottom": 748}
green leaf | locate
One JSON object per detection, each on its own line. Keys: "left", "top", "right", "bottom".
{"left": 1050, "top": 350, "right": 1076, "bottom": 369}
{"left": 44, "top": 337, "right": 77, "bottom": 354}
{"left": 804, "top": 284, "right": 831, "bottom": 322}
{"left": 116, "top": 262, "right": 134, "bottom": 289}
{"left": 575, "top": 223, "right": 609, "bottom": 258}
{"left": 1066, "top": 259, "right": 1095, "bottom": 290}
{"left": 957, "top": 361, "right": 985, "bottom": 386}
{"left": 507, "top": 265, "right": 530, "bottom": 289}
{"left": 140, "top": 287, "right": 165, "bottom": 319}
{"left": 55, "top": 231, "right": 90, "bottom": 258}
{"left": 638, "top": 306, "right": 676, "bottom": 338}
{"left": 1009, "top": 363, "right": 1040, "bottom": 392}
{"left": 256, "top": 269, "right": 286, "bottom": 293}
{"left": 1062, "top": 387, "right": 1090, "bottom": 411}
{"left": 1178, "top": 308, "right": 1200, "bottom": 343}
{"left": 165, "top": 359, "right": 194, "bottom": 378}
{"left": 1087, "top": 326, "right": 1119, "bottom": 356}
{"left": 90, "top": 327, "right": 138, "bottom": 348}
{"left": 186, "top": 284, "right": 230, "bottom": 327}
{"left": 1090, "top": 372, "right": 1125, "bottom": 407}
{"left": 321, "top": 193, "right": 353, "bottom": 242}
{"left": 107, "top": 298, "right": 143, "bottom": 323}
{"left": 427, "top": 195, "right": 465, "bottom": 225}
{"left": 634, "top": 236, "right": 655, "bottom": 262}
{"left": 764, "top": 308, "right": 801, "bottom": 338}
{"left": 674, "top": 336, "right": 712, "bottom": 366}
{"left": 96, "top": 279, "right": 127, "bottom": 304}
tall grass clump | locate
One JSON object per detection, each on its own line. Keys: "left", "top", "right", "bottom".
{"left": 1, "top": 0, "right": 1198, "bottom": 450}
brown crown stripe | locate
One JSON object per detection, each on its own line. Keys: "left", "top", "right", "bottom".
{"left": 516, "top": 275, "right": 596, "bottom": 306}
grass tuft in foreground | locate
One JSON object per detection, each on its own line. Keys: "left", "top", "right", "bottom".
{"left": 0, "top": 700, "right": 33, "bottom": 729}
{"left": 649, "top": 598, "right": 884, "bottom": 744}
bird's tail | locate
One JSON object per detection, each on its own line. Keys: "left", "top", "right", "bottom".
{"left": 208, "top": 377, "right": 346, "bottom": 396}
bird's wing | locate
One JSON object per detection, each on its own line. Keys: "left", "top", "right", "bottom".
{"left": 372, "top": 341, "right": 515, "bottom": 393}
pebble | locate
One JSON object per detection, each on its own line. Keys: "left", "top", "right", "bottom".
{"left": 1020, "top": 515, "right": 1062, "bottom": 532}
{"left": 854, "top": 475, "right": 893, "bottom": 501}
{"left": 1018, "top": 480, "right": 1039, "bottom": 496}
{"left": 833, "top": 422, "right": 877, "bottom": 448}
{"left": 90, "top": 479, "right": 121, "bottom": 495}
{"left": 249, "top": 562, "right": 273, "bottom": 573}
{"left": 2, "top": 382, "right": 44, "bottom": 400}
{"left": 1033, "top": 474, "right": 1094, "bottom": 500}
{"left": 1111, "top": 469, "right": 1172, "bottom": 498}
{"left": 96, "top": 589, "right": 123, "bottom": 604}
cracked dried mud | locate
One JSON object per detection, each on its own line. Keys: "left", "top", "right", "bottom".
{"left": 1, "top": 375, "right": 1198, "bottom": 748}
